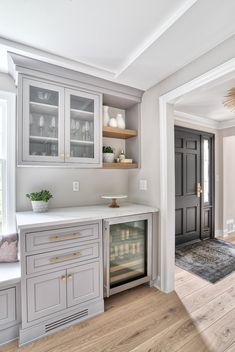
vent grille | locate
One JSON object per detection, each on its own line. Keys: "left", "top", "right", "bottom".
{"left": 45, "top": 309, "right": 88, "bottom": 332}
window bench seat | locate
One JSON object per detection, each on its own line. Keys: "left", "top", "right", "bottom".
{"left": 0, "top": 262, "right": 21, "bottom": 287}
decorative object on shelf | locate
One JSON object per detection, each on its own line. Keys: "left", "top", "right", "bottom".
{"left": 116, "top": 113, "right": 125, "bottom": 129}
{"left": 103, "top": 146, "right": 115, "bottom": 163}
{"left": 119, "top": 150, "right": 125, "bottom": 161}
{"left": 103, "top": 105, "right": 110, "bottom": 126}
{"left": 120, "top": 158, "right": 133, "bottom": 164}
{"left": 39, "top": 115, "right": 45, "bottom": 136}
{"left": 101, "top": 195, "right": 128, "bottom": 208}
{"left": 26, "top": 189, "right": 53, "bottom": 213}
{"left": 223, "top": 87, "right": 235, "bottom": 112}
{"left": 109, "top": 117, "right": 118, "bottom": 128}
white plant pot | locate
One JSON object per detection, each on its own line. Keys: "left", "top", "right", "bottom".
{"left": 103, "top": 153, "right": 115, "bottom": 163}
{"left": 31, "top": 200, "right": 49, "bottom": 213}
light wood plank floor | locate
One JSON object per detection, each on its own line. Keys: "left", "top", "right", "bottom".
{"left": 2, "top": 237, "right": 235, "bottom": 352}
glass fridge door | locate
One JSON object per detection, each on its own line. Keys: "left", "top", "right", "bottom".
{"left": 109, "top": 220, "right": 147, "bottom": 289}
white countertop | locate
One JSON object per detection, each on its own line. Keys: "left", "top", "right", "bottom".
{"left": 0, "top": 262, "right": 21, "bottom": 286}
{"left": 16, "top": 203, "right": 159, "bottom": 230}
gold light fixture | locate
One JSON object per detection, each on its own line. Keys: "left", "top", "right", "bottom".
{"left": 224, "top": 87, "right": 235, "bottom": 113}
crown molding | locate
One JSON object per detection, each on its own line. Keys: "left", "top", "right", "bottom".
{"left": 174, "top": 110, "right": 219, "bottom": 129}
{"left": 174, "top": 110, "right": 235, "bottom": 130}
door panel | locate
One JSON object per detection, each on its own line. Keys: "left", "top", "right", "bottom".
{"left": 0, "top": 288, "right": 16, "bottom": 326}
{"left": 175, "top": 129, "right": 201, "bottom": 245}
{"left": 22, "top": 78, "right": 65, "bottom": 163}
{"left": 175, "top": 127, "right": 214, "bottom": 245}
{"left": 67, "top": 262, "right": 100, "bottom": 307}
{"left": 27, "top": 270, "right": 67, "bottom": 322}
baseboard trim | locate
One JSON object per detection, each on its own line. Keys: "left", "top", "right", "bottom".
{"left": 0, "top": 324, "right": 19, "bottom": 346}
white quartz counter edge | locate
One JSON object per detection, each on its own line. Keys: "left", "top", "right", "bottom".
{"left": 16, "top": 203, "right": 159, "bottom": 230}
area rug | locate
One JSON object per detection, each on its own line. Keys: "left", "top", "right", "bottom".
{"left": 175, "top": 239, "right": 235, "bottom": 283}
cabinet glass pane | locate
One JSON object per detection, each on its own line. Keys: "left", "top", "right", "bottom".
{"left": 29, "top": 85, "right": 59, "bottom": 157}
{"left": 70, "top": 95, "right": 94, "bottom": 159}
{"left": 110, "top": 220, "right": 147, "bottom": 288}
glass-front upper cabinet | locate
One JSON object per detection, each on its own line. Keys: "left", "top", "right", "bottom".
{"left": 20, "top": 78, "right": 101, "bottom": 166}
{"left": 22, "top": 79, "right": 64, "bottom": 163}
{"left": 64, "top": 89, "right": 100, "bottom": 164}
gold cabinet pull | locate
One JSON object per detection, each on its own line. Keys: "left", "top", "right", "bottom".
{"left": 67, "top": 274, "right": 73, "bottom": 280}
{"left": 49, "top": 233, "right": 81, "bottom": 241}
{"left": 61, "top": 275, "right": 66, "bottom": 281}
{"left": 50, "top": 252, "right": 81, "bottom": 263}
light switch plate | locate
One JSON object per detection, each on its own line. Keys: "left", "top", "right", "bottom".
{"left": 73, "top": 181, "right": 79, "bottom": 192}
{"left": 139, "top": 179, "right": 147, "bottom": 191}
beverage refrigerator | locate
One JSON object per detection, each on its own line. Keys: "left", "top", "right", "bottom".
{"left": 103, "top": 213, "right": 152, "bottom": 297}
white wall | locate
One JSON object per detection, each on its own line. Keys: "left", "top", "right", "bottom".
{"left": 223, "top": 135, "right": 235, "bottom": 233}
{"left": 0, "top": 73, "right": 16, "bottom": 93}
{"left": 129, "top": 35, "right": 235, "bottom": 211}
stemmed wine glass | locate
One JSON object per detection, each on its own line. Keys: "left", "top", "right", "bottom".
{"left": 49, "top": 116, "right": 56, "bottom": 138}
{"left": 39, "top": 116, "right": 44, "bottom": 137}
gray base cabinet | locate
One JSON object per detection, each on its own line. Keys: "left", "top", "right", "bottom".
{"left": 0, "top": 283, "right": 21, "bottom": 346}
{"left": 19, "top": 220, "right": 104, "bottom": 345}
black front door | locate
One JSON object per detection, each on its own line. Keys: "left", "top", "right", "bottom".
{"left": 175, "top": 127, "right": 214, "bottom": 246}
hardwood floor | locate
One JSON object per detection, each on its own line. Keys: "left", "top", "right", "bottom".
{"left": 2, "top": 238, "right": 235, "bottom": 352}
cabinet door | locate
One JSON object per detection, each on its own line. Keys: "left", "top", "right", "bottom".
{"left": 64, "top": 89, "right": 101, "bottom": 165}
{"left": 27, "top": 270, "right": 67, "bottom": 322}
{"left": 67, "top": 262, "right": 100, "bottom": 307}
{"left": 22, "top": 78, "right": 65, "bottom": 163}
{"left": 0, "top": 288, "right": 16, "bottom": 327}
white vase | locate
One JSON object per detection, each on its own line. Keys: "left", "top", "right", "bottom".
{"left": 103, "top": 153, "right": 115, "bottom": 163}
{"left": 31, "top": 201, "right": 49, "bottom": 213}
{"left": 103, "top": 106, "right": 110, "bottom": 126}
{"left": 109, "top": 118, "right": 118, "bottom": 128}
{"left": 116, "top": 113, "right": 125, "bottom": 129}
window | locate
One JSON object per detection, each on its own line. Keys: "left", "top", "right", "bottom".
{"left": 0, "top": 93, "right": 16, "bottom": 234}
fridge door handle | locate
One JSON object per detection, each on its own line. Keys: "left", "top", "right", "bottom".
{"left": 104, "top": 221, "right": 110, "bottom": 298}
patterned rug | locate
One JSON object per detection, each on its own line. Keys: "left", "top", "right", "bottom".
{"left": 175, "top": 239, "right": 235, "bottom": 283}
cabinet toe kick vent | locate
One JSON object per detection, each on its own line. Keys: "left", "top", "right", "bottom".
{"left": 45, "top": 309, "right": 88, "bottom": 332}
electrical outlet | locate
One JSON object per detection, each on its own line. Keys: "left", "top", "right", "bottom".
{"left": 73, "top": 181, "right": 79, "bottom": 192}
{"left": 139, "top": 179, "right": 147, "bottom": 191}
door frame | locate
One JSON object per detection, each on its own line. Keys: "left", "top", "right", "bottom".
{"left": 158, "top": 57, "right": 235, "bottom": 293}
{"left": 174, "top": 126, "right": 215, "bottom": 244}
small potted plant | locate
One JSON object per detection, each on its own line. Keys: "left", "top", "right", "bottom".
{"left": 103, "top": 146, "right": 115, "bottom": 163}
{"left": 26, "top": 190, "right": 53, "bottom": 213}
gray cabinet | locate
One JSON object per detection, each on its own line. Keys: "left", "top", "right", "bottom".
{"left": 0, "top": 288, "right": 16, "bottom": 326}
{"left": 18, "top": 220, "right": 104, "bottom": 345}
{"left": 27, "top": 270, "right": 67, "bottom": 322}
{"left": 67, "top": 262, "right": 100, "bottom": 307}
{"left": 19, "top": 77, "right": 102, "bottom": 167}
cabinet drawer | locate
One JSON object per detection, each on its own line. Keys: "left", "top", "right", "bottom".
{"left": 25, "top": 223, "right": 99, "bottom": 252}
{"left": 0, "top": 288, "right": 16, "bottom": 328}
{"left": 26, "top": 243, "right": 99, "bottom": 274}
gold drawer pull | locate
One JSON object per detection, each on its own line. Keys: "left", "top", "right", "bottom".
{"left": 49, "top": 233, "right": 81, "bottom": 241}
{"left": 61, "top": 275, "right": 66, "bottom": 281}
{"left": 50, "top": 252, "right": 81, "bottom": 263}
{"left": 67, "top": 274, "right": 73, "bottom": 280}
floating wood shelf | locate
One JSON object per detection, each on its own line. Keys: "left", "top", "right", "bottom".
{"left": 103, "top": 126, "right": 137, "bottom": 139}
{"left": 103, "top": 162, "right": 138, "bottom": 169}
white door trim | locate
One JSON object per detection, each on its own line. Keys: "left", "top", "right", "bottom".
{"left": 158, "top": 57, "right": 235, "bottom": 293}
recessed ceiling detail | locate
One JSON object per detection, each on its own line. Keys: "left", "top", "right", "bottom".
{"left": 0, "top": 0, "right": 235, "bottom": 89}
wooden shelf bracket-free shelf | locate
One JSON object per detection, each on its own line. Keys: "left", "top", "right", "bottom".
{"left": 103, "top": 163, "right": 138, "bottom": 169}
{"left": 102, "top": 126, "right": 137, "bottom": 139}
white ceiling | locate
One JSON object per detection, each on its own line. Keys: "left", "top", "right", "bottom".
{"left": 0, "top": 0, "right": 235, "bottom": 90}
{"left": 175, "top": 74, "right": 235, "bottom": 122}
